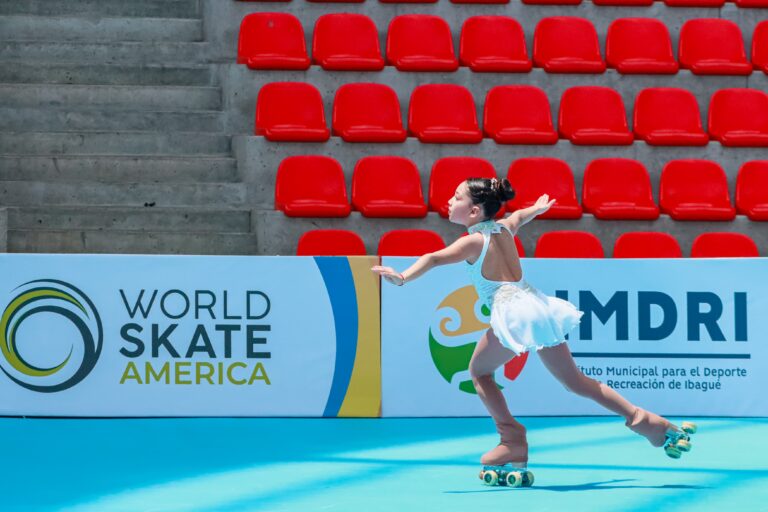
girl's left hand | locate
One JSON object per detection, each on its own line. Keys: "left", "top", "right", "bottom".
{"left": 371, "top": 265, "right": 405, "bottom": 286}
{"left": 533, "top": 194, "right": 557, "bottom": 215}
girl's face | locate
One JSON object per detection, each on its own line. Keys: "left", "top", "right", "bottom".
{"left": 447, "top": 182, "right": 483, "bottom": 226}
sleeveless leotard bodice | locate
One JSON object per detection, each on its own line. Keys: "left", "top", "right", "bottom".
{"left": 465, "top": 220, "right": 529, "bottom": 306}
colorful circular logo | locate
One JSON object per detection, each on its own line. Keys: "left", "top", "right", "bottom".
{"left": 0, "top": 280, "right": 102, "bottom": 393}
{"left": 428, "top": 286, "right": 528, "bottom": 394}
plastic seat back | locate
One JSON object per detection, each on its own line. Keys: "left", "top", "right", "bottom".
{"left": 387, "top": 15, "right": 458, "bottom": 71}
{"left": 276, "top": 156, "right": 350, "bottom": 217}
{"left": 660, "top": 160, "right": 736, "bottom": 220}
{"left": 378, "top": 230, "right": 446, "bottom": 256}
{"left": 691, "top": 233, "right": 759, "bottom": 257}
{"left": 535, "top": 231, "right": 604, "bottom": 258}
{"left": 679, "top": 19, "right": 751, "bottom": 75}
{"left": 297, "top": 230, "right": 366, "bottom": 255}
{"left": 506, "top": 158, "right": 582, "bottom": 219}
{"left": 332, "top": 83, "right": 406, "bottom": 143}
{"left": 534, "top": 17, "right": 605, "bottom": 73}
{"left": 633, "top": 88, "right": 708, "bottom": 146}
{"left": 582, "top": 158, "right": 660, "bottom": 220}
{"left": 613, "top": 232, "right": 682, "bottom": 258}
{"left": 559, "top": 86, "right": 633, "bottom": 145}
{"left": 460, "top": 16, "right": 531, "bottom": 72}
{"left": 736, "top": 161, "right": 768, "bottom": 220}
{"left": 408, "top": 84, "right": 483, "bottom": 143}
{"left": 606, "top": 18, "right": 678, "bottom": 74}
{"left": 237, "top": 13, "right": 310, "bottom": 70}
{"left": 484, "top": 86, "right": 557, "bottom": 144}
{"left": 352, "top": 156, "right": 428, "bottom": 217}
{"left": 708, "top": 89, "right": 768, "bottom": 147}
{"left": 312, "top": 14, "right": 384, "bottom": 71}
{"left": 256, "top": 82, "right": 330, "bottom": 142}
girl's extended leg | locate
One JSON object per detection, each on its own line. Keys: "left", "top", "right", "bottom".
{"left": 469, "top": 329, "right": 528, "bottom": 465}
{"left": 537, "top": 342, "right": 673, "bottom": 447}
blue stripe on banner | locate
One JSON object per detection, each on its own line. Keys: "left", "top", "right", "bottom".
{"left": 314, "top": 257, "right": 359, "bottom": 417}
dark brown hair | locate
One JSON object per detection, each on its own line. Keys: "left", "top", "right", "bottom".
{"left": 466, "top": 178, "right": 516, "bottom": 219}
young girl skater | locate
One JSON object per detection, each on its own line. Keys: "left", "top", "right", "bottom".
{"left": 372, "top": 178, "right": 696, "bottom": 487}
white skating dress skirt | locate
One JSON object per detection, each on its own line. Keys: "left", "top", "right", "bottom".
{"left": 466, "top": 220, "right": 584, "bottom": 355}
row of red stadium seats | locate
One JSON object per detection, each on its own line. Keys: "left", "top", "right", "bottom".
{"left": 298, "top": 230, "right": 761, "bottom": 258}
{"left": 256, "top": 83, "right": 768, "bottom": 147}
{"left": 239, "top": 14, "right": 768, "bottom": 75}
{"left": 238, "top": 0, "right": 768, "bottom": 8}
{"left": 275, "top": 156, "right": 768, "bottom": 220}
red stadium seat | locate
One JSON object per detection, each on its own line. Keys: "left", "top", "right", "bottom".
{"left": 506, "top": 158, "right": 583, "bottom": 219}
{"left": 378, "top": 230, "right": 446, "bottom": 256}
{"left": 429, "top": 157, "right": 498, "bottom": 217}
{"left": 308, "top": 0, "right": 364, "bottom": 3}
{"left": 452, "top": 0, "right": 509, "bottom": 4}
{"left": 381, "top": 0, "right": 436, "bottom": 3}
{"left": 459, "top": 17, "right": 531, "bottom": 72}
{"left": 276, "top": 156, "right": 351, "bottom": 217}
{"left": 558, "top": 86, "right": 633, "bottom": 145}
{"left": 664, "top": 0, "right": 724, "bottom": 5}
{"left": 533, "top": 17, "right": 606, "bottom": 74}
{"left": 691, "top": 233, "right": 759, "bottom": 257}
{"left": 679, "top": 20, "right": 751, "bottom": 76}
{"left": 297, "top": 230, "right": 366, "bottom": 256}
{"left": 237, "top": 13, "right": 310, "bottom": 70}
{"left": 633, "top": 88, "right": 708, "bottom": 146}
{"left": 582, "top": 158, "right": 660, "bottom": 220}
{"left": 484, "top": 86, "right": 558, "bottom": 145}
{"left": 352, "top": 156, "right": 428, "bottom": 217}
{"left": 332, "top": 83, "right": 406, "bottom": 143}
{"left": 535, "top": 231, "right": 604, "bottom": 258}
{"left": 709, "top": 89, "right": 768, "bottom": 147}
{"left": 613, "top": 232, "right": 683, "bottom": 258}
{"left": 660, "top": 160, "right": 736, "bottom": 221}
{"left": 523, "top": 0, "right": 581, "bottom": 4}
{"left": 387, "top": 15, "right": 458, "bottom": 72}
{"left": 594, "top": 0, "right": 653, "bottom": 5}
{"left": 312, "top": 14, "right": 385, "bottom": 71}
{"left": 606, "top": 18, "right": 678, "bottom": 75}
{"left": 255, "top": 82, "right": 329, "bottom": 142}
{"left": 408, "top": 85, "right": 483, "bottom": 144}
{"left": 736, "top": 0, "right": 768, "bottom": 6}
{"left": 736, "top": 161, "right": 768, "bottom": 220}
{"left": 753, "top": 21, "right": 768, "bottom": 74}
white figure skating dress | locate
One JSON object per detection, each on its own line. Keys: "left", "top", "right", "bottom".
{"left": 466, "top": 220, "right": 584, "bottom": 355}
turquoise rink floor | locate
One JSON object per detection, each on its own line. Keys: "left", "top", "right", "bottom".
{"left": 1, "top": 417, "right": 767, "bottom": 512}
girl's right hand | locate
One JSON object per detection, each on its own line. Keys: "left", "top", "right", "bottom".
{"left": 371, "top": 265, "right": 405, "bottom": 286}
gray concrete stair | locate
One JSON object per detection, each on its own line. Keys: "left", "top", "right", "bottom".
{"left": 0, "top": 180, "right": 246, "bottom": 207}
{"left": 0, "top": 0, "right": 201, "bottom": 18}
{"left": 0, "top": 41, "right": 211, "bottom": 65}
{"left": 0, "top": 107, "right": 225, "bottom": 133}
{"left": 0, "top": 131, "right": 230, "bottom": 155}
{"left": 0, "top": 155, "right": 237, "bottom": 183}
{"left": 0, "top": 16, "right": 203, "bottom": 42}
{"left": 0, "top": 63, "right": 214, "bottom": 86}
{"left": 8, "top": 206, "right": 251, "bottom": 232}
{"left": 9, "top": 229, "right": 258, "bottom": 255}
{"left": 0, "top": 84, "right": 221, "bottom": 109}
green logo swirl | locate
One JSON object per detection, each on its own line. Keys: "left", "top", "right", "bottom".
{"left": 0, "top": 280, "right": 102, "bottom": 392}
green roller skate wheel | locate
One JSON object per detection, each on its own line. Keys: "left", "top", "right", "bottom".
{"left": 676, "top": 439, "right": 691, "bottom": 452}
{"left": 506, "top": 472, "right": 523, "bottom": 488}
{"left": 681, "top": 422, "right": 697, "bottom": 434}
{"left": 665, "top": 445, "right": 682, "bottom": 459}
{"left": 483, "top": 470, "right": 499, "bottom": 486}
{"left": 522, "top": 471, "right": 535, "bottom": 487}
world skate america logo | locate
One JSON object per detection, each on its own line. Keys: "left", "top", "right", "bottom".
{"left": 429, "top": 286, "right": 528, "bottom": 395}
{"left": 0, "top": 280, "right": 103, "bottom": 392}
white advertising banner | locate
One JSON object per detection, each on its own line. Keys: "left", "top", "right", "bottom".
{"left": 381, "top": 258, "right": 767, "bottom": 417}
{"left": 0, "top": 254, "right": 380, "bottom": 417}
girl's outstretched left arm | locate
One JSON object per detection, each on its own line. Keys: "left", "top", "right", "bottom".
{"left": 501, "top": 194, "right": 556, "bottom": 234}
{"left": 372, "top": 234, "right": 481, "bottom": 286}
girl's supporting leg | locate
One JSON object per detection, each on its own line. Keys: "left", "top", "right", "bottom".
{"left": 469, "top": 329, "right": 528, "bottom": 465}
{"left": 537, "top": 342, "right": 673, "bottom": 446}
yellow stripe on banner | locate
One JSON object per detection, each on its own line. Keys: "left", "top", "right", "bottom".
{"left": 338, "top": 256, "right": 382, "bottom": 417}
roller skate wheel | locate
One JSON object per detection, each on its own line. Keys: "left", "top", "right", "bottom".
{"left": 483, "top": 470, "right": 499, "bottom": 486}
{"left": 506, "top": 472, "right": 523, "bottom": 488}
{"left": 681, "top": 422, "right": 697, "bottom": 434}
{"left": 522, "top": 471, "right": 535, "bottom": 487}
{"left": 676, "top": 439, "right": 691, "bottom": 452}
{"left": 479, "top": 470, "right": 485, "bottom": 481}
{"left": 665, "top": 445, "right": 682, "bottom": 459}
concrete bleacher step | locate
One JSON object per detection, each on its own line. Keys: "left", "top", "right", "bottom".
{"left": 0, "top": 107, "right": 225, "bottom": 133}
{"left": 0, "top": 63, "right": 214, "bottom": 86}
{"left": 9, "top": 229, "right": 259, "bottom": 255}
{"left": 253, "top": 210, "right": 767, "bottom": 257}
{"left": 8, "top": 206, "right": 251, "bottom": 232}
{"left": 0, "top": 84, "right": 221, "bottom": 110}
{"left": 1, "top": 131, "right": 230, "bottom": 156}
{"left": 0, "top": 0, "right": 200, "bottom": 19}
{"left": 0, "top": 41, "right": 211, "bottom": 65}
{"left": 0, "top": 155, "right": 238, "bottom": 183}
{"left": 0, "top": 16, "right": 203, "bottom": 42}
{"left": 0, "top": 180, "right": 246, "bottom": 208}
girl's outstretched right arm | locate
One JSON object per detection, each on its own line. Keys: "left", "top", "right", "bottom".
{"left": 501, "top": 194, "right": 556, "bottom": 235}
{"left": 372, "top": 234, "right": 482, "bottom": 286}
